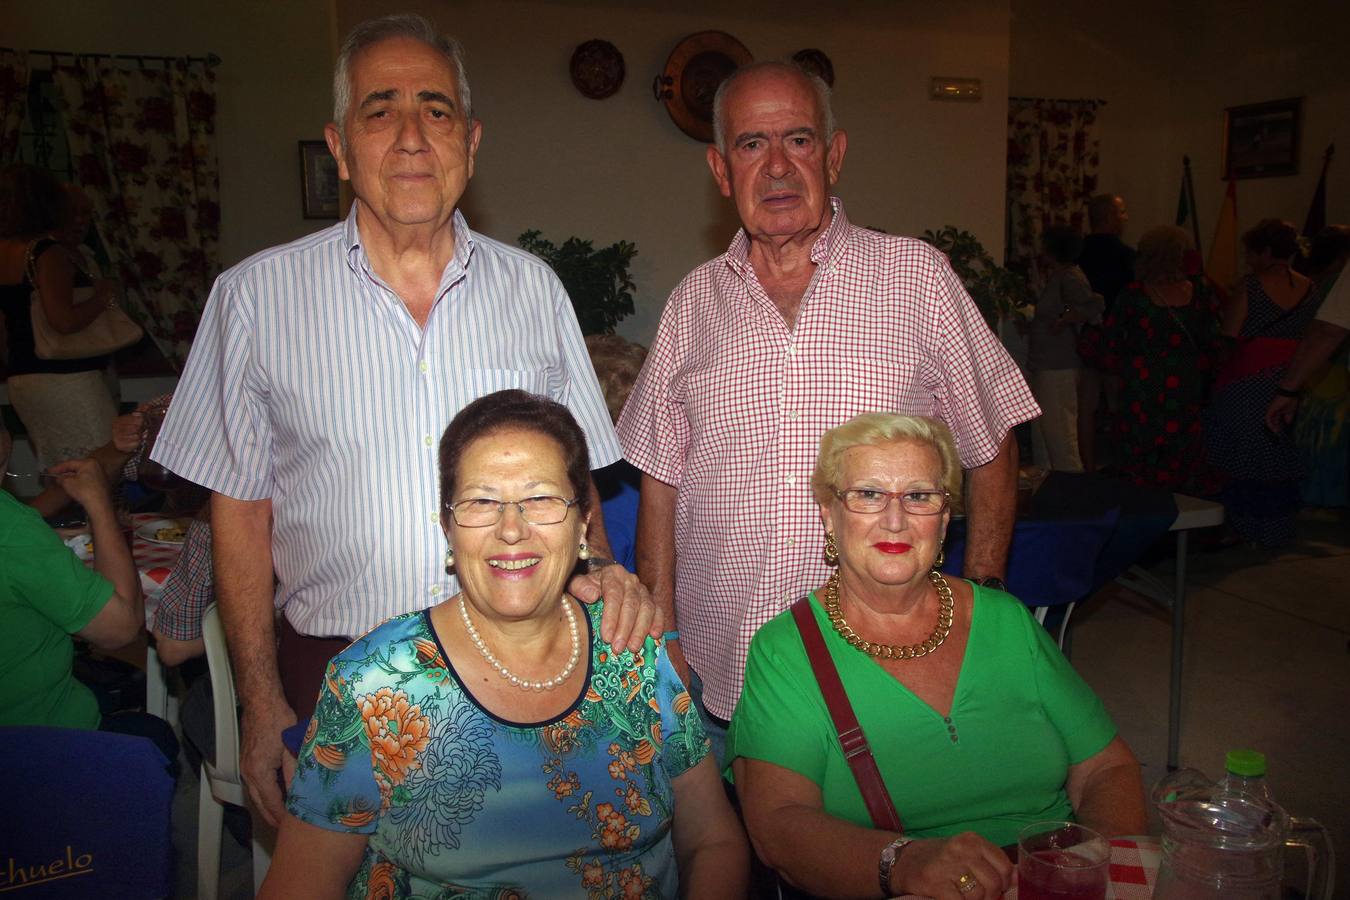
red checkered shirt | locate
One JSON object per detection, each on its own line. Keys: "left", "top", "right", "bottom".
{"left": 151, "top": 518, "right": 214, "bottom": 641}
{"left": 617, "top": 199, "right": 1040, "bottom": 718}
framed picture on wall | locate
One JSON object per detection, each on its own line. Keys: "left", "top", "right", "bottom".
{"left": 299, "top": 140, "right": 340, "bottom": 218}
{"left": 1222, "top": 97, "right": 1301, "bottom": 179}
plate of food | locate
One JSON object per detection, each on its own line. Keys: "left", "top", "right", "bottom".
{"left": 136, "top": 518, "right": 190, "bottom": 546}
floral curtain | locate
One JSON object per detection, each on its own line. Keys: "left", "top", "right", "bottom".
{"left": 0, "top": 50, "right": 30, "bottom": 164}
{"left": 1006, "top": 98, "right": 1102, "bottom": 283}
{"left": 51, "top": 57, "right": 219, "bottom": 368}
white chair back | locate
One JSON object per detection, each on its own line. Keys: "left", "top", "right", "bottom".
{"left": 198, "top": 603, "right": 271, "bottom": 898}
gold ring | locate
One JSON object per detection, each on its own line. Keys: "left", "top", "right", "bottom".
{"left": 956, "top": 871, "right": 979, "bottom": 894}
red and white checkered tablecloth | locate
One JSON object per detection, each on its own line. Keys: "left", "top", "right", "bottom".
{"left": 129, "top": 513, "right": 186, "bottom": 599}
{"left": 75, "top": 513, "right": 187, "bottom": 611}
{"left": 1002, "top": 836, "right": 1161, "bottom": 899}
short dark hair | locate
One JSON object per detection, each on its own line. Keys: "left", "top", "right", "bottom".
{"left": 438, "top": 390, "right": 593, "bottom": 520}
{"left": 1242, "top": 218, "right": 1299, "bottom": 260}
{"left": 1305, "top": 224, "right": 1350, "bottom": 275}
{"left": 0, "top": 164, "right": 66, "bottom": 238}
{"left": 1041, "top": 223, "right": 1084, "bottom": 264}
{"left": 1087, "top": 194, "right": 1120, "bottom": 231}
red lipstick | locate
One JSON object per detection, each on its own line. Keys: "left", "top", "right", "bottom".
{"left": 873, "top": 542, "right": 911, "bottom": 554}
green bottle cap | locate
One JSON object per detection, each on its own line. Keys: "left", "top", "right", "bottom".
{"left": 1226, "top": 749, "right": 1266, "bottom": 777}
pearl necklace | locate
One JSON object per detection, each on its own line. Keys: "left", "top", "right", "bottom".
{"left": 821, "top": 568, "right": 954, "bottom": 660}
{"left": 458, "top": 595, "right": 582, "bottom": 691}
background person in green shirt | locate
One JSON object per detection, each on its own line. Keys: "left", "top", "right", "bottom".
{"left": 0, "top": 426, "right": 164, "bottom": 744}
{"left": 728, "top": 413, "right": 1146, "bottom": 899}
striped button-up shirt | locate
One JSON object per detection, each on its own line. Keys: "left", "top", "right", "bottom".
{"left": 617, "top": 199, "right": 1040, "bottom": 718}
{"left": 154, "top": 206, "right": 621, "bottom": 638}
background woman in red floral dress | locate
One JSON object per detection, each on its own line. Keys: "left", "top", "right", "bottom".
{"left": 1079, "top": 225, "right": 1225, "bottom": 492}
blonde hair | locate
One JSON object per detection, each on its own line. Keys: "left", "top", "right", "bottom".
{"left": 812, "top": 413, "right": 963, "bottom": 510}
{"left": 585, "top": 333, "right": 648, "bottom": 424}
{"left": 1135, "top": 225, "right": 1192, "bottom": 284}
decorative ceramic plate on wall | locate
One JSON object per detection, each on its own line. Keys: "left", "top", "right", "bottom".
{"left": 653, "top": 31, "right": 752, "bottom": 142}
{"left": 570, "top": 39, "right": 625, "bottom": 100}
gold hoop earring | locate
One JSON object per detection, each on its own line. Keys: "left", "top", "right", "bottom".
{"left": 824, "top": 531, "right": 839, "bottom": 566}
{"left": 577, "top": 542, "right": 591, "bottom": 561}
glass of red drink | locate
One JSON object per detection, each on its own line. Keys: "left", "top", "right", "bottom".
{"left": 1017, "top": 821, "right": 1109, "bottom": 900}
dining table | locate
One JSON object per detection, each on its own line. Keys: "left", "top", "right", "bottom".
{"left": 1003, "top": 835, "right": 1163, "bottom": 899}
{"left": 892, "top": 836, "right": 1163, "bottom": 898}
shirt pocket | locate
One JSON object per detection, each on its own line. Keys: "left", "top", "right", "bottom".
{"left": 463, "top": 368, "right": 553, "bottom": 398}
{"left": 839, "top": 359, "right": 929, "bottom": 415}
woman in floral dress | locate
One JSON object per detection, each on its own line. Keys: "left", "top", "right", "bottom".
{"left": 1079, "top": 225, "right": 1225, "bottom": 492}
{"left": 261, "top": 391, "right": 747, "bottom": 899}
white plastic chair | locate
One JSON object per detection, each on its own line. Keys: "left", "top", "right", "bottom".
{"left": 1032, "top": 603, "right": 1075, "bottom": 650}
{"left": 199, "top": 602, "right": 272, "bottom": 898}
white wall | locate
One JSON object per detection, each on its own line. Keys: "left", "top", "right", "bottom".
{"left": 7, "top": 0, "right": 337, "bottom": 269}
{"left": 15, "top": 0, "right": 1013, "bottom": 345}
{"left": 340, "top": 0, "right": 1012, "bottom": 343}
{"left": 1011, "top": 0, "right": 1349, "bottom": 251}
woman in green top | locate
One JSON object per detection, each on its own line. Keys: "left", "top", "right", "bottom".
{"left": 728, "top": 413, "right": 1146, "bottom": 899}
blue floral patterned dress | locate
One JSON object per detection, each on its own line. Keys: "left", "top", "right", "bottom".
{"left": 287, "top": 601, "right": 709, "bottom": 899}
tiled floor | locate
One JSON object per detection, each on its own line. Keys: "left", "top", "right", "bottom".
{"left": 177, "top": 510, "right": 1350, "bottom": 898}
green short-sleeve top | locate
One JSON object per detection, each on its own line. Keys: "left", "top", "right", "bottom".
{"left": 727, "top": 583, "right": 1116, "bottom": 847}
{"left": 0, "top": 491, "right": 114, "bottom": 729}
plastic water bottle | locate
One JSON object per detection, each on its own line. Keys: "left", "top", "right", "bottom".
{"left": 1221, "top": 749, "right": 1274, "bottom": 803}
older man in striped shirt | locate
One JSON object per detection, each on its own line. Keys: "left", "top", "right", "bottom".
{"left": 154, "top": 15, "right": 656, "bottom": 824}
{"left": 618, "top": 62, "right": 1040, "bottom": 752}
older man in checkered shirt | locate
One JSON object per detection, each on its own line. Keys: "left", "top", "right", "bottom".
{"left": 617, "top": 62, "right": 1040, "bottom": 745}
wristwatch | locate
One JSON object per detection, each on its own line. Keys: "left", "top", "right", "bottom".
{"left": 976, "top": 575, "right": 1009, "bottom": 592}
{"left": 878, "top": 835, "right": 916, "bottom": 895}
{"left": 584, "top": 555, "right": 619, "bottom": 573}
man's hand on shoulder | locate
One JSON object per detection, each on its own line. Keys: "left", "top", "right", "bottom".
{"left": 567, "top": 563, "right": 662, "bottom": 653}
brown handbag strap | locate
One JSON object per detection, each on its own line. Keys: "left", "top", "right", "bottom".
{"left": 790, "top": 597, "right": 903, "bottom": 833}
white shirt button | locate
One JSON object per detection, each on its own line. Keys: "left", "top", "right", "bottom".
{"left": 786, "top": 344, "right": 797, "bottom": 356}
{"left": 419, "top": 360, "right": 429, "bottom": 374}
{"left": 786, "top": 474, "right": 797, "bottom": 486}
{"left": 424, "top": 435, "right": 434, "bottom": 447}
{"left": 430, "top": 585, "right": 442, "bottom": 596}
{"left": 786, "top": 537, "right": 796, "bottom": 547}
{"left": 787, "top": 409, "right": 799, "bottom": 420}
{"left": 429, "top": 512, "right": 439, "bottom": 524}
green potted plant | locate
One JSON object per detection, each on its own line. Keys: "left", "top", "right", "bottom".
{"left": 919, "top": 227, "right": 1033, "bottom": 330}
{"left": 517, "top": 231, "right": 638, "bottom": 334}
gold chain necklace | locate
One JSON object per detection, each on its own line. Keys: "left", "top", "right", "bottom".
{"left": 821, "top": 569, "right": 954, "bottom": 660}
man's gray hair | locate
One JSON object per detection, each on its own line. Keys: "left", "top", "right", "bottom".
{"left": 332, "top": 13, "right": 473, "bottom": 142}
{"left": 711, "top": 60, "right": 835, "bottom": 155}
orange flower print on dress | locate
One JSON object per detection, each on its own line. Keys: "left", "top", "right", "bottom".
{"left": 365, "top": 860, "right": 397, "bottom": 900}
{"left": 548, "top": 769, "right": 581, "bottom": 800}
{"left": 594, "top": 802, "right": 639, "bottom": 852}
{"left": 303, "top": 716, "right": 319, "bottom": 747}
{"left": 338, "top": 797, "right": 378, "bottom": 828}
{"left": 672, "top": 690, "right": 692, "bottom": 716}
{"left": 633, "top": 739, "right": 655, "bottom": 765}
{"left": 618, "top": 864, "right": 651, "bottom": 899}
{"left": 580, "top": 860, "right": 605, "bottom": 889}
{"left": 313, "top": 743, "right": 346, "bottom": 770}
{"left": 621, "top": 782, "right": 651, "bottom": 817}
{"left": 360, "top": 687, "right": 431, "bottom": 788}
{"left": 542, "top": 721, "right": 581, "bottom": 755}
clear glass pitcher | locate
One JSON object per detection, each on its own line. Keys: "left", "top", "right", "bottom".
{"left": 1152, "top": 768, "right": 1334, "bottom": 899}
